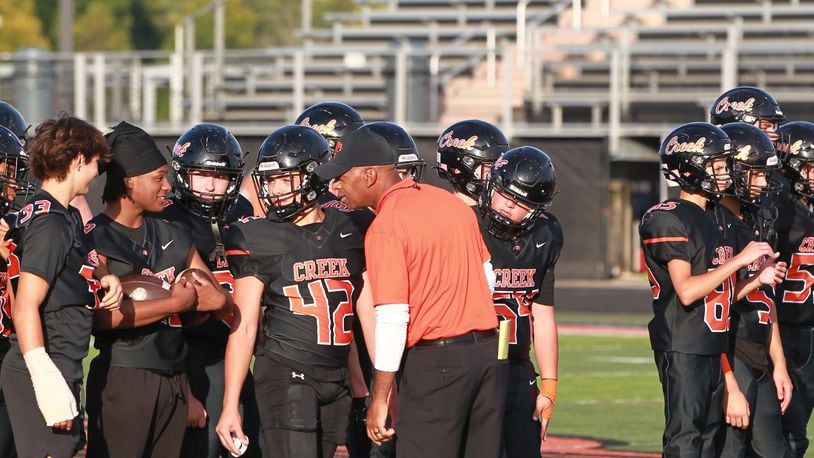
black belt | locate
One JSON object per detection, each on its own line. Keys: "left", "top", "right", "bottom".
{"left": 416, "top": 329, "right": 497, "bottom": 347}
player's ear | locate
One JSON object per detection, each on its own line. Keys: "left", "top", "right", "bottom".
{"left": 363, "top": 167, "right": 377, "bottom": 187}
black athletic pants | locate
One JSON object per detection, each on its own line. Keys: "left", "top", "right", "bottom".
{"left": 719, "top": 355, "right": 791, "bottom": 458}
{"left": 86, "top": 363, "right": 189, "bottom": 458}
{"left": 253, "top": 352, "right": 351, "bottom": 458}
{"left": 780, "top": 325, "right": 814, "bottom": 457}
{"left": 654, "top": 351, "right": 723, "bottom": 458}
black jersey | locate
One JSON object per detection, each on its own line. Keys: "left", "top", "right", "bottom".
{"left": 158, "top": 196, "right": 252, "bottom": 353}
{"left": 710, "top": 202, "right": 773, "bottom": 371}
{"left": 640, "top": 199, "right": 735, "bottom": 355}
{"left": 0, "top": 253, "right": 10, "bottom": 340}
{"left": 775, "top": 193, "right": 814, "bottom": 326}
{"left": 226, "top": 207, "right": 370, "bottom": 369}
{"left": 477, "top": 210, "right": 563, "bottom": 361}
{"left": 89, "top": 212, "right": 194, "bottom": 372}
{"left": 4, "top": 191, "right": 100, "bottom": 381}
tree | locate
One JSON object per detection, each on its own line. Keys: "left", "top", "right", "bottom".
{"left": 0, "top": 0, "right": 50, "bottom": 52}
{"left": 74, "top": 0, "right": 132, "bottom": 50}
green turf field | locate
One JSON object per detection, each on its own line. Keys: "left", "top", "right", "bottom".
{"left": 548, "top": 333, "right": 663, "bottom": 452}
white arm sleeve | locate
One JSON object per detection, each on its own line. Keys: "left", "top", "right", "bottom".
{"left": 484, "top": 260, "right": 496, "bottom": 293}
{"left": 374, "top": 303, "right": 410, "bottom": 372}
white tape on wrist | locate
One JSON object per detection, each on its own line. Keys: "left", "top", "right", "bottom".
{"left": 23, "top": 347, "right": 78, "bottom": 426}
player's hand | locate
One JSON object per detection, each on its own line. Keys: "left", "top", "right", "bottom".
{"left": 187, "top": 394, "right": 207, "bottom": 428}
{"left": 724, "top": 388, "right": 751, "bottom": 429}
{"left": 533, "top": 393, "right": 554, "bottom": 444}
{"left": 215, "top": 408, "right": 246, "bottom": 456}
{"left": 366, "top": 398, "right": 395, "bottom": 445}
{"left": 773, "top": 364, "right": 794, "bottom": 414}
{"left": 0, "top": 217, "right": 10, "bottom": 241}
{"left": 736, "top": 241, "right": 776, "bottom": 269}
{"left": 189, "top": 272, "right": 228, "bottom": 312}
{"left": 52, "top": 419, "right": 73, "bottom": 431}
{"left": 170, "top": 279, "right": 197, "bottom": 313}
{"left": 98, "top": 274, "right": 123, "bottom": 310}
{"left": 772, "top": 261, "right": 788, "bottom": 284}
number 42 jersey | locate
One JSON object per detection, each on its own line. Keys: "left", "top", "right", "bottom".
{"left": 639, "top": 199, "right": 735, "bottom": 355}
{"left": 226, "top": 207, "right": 370, "bottom": 369}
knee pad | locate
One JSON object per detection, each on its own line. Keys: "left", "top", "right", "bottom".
{"left": 283, "top": 384, "right": 318, "bottom": 432}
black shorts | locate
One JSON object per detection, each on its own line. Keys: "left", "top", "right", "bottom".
{"left": 253, "top": 352, "right": 350, "bottom": 458}
{"left": 0, "top": 364, "right": 84, "bottom": 458}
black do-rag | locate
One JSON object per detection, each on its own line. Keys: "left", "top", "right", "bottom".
{"left": 104, "top": 121, "right": 166, "bottom": 177}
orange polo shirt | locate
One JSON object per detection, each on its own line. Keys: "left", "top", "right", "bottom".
{"left": 365, "top": 179, "right": 498, "bottom": 348}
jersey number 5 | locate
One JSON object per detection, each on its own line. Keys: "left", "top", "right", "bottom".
{"left": 783, "top": 253, "right": 814, "bottom": 304}
{"left": 284, "top": 279, "right": 355, "bottom": 346}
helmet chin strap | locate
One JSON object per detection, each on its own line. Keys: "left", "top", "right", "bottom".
{"left": 209, "top": 220, "right": 225, "bottom": 264}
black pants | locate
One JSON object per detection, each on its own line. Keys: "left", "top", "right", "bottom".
{"left": 0, "top": 342, "right": 15, "bottom": 458}
{"left": 86, "top": 363, "right": 189, "bottom": 458}
{"left": 780, "top": 325, "right": 814, "bottom": 457}
{"left": 0, "top": 365, "right": 83, "bottom": 458}
{"left": 397, "top": 333, "right": 507, "bottom": 458}
{"left": 654, "top": 351, "right": 723, "bottom": 458}
{"left": 501, "top": 359, "right": 540, "bottom": 458}
{"left": 719, "top": 355, "right": 791, "bottom": 458}
{"left": 253, "top": 353, "right": 351, "bottom": 458}
{"left": 181, "top": 343, "right": 263, "bottom": 458}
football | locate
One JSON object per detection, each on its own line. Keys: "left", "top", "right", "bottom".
{"left": 175, "top": 268, "right": 215, "bottom": 286}
{"left": 120, "top": 274, "right": 171, "bottom": 301}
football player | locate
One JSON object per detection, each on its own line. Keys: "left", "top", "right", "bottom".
{"left": 162, "top": 123, "right": 262, "bottom": 458}
{"left": 478, "top": 146, "right": 562, "bottom": 457}
{"left": 216, "top": 125, "right": 372, "bottom": 458}
{"left": 85, "top": 121, "right": 230, "bottom": 458}
{"left": 0, "top": 115, "right": 120, "bottom": 458}
{"left": 711, "top": 123, "right": 792, "bottom": 457}
{"left": 436, "top": 119, "right": 509, "bottom": 206}
{"left": 773, "top": 121, "right": 814, "bottom": 457}
{"left": 640, "top": 122, "right": 784, "bottom": 456}
{"left": 711, "top": 87, "right": 785, "bottom": 144}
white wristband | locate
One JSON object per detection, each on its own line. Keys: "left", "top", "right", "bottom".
{"left": 374, "top": 303, "right": 409, "bottom": 372}
{"left": 23, "top": 347, "right": 78, "bottom": 426}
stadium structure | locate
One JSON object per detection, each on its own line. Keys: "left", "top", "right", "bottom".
{"left": 2, "top": 0, "right": 812, "bottom": 279}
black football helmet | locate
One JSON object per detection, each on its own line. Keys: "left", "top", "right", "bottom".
{"left": 437, "top": 119, "right": 509, "bottom": 200}
{"left": 480, "top": 146, "right": 556, "bottom": 239}
{"left": 170, "top": 123, "right": 245, "bottom": 222}
{"left": 295, "top": 102, "right": 364, "bottom": 157}
{"left": 253, "top": 125, "right": 331, "bottom": 222}
{"left": 720, "top": 123, "right": 781, "bottom": 205}
{"left": 362, "top": 121, "right": 426, "bottom": 181}
{"left": 710, "top": 87, "right": 784, "bottom": 141}
{"left": 0, "top": 101, "right": 28, "bottom": 146}
{"left": 0, "top": 125, "right": 35, "bottom": 215}
{"left": 778, "top": 121, "right": 814, "bottom": 199}
{"left": 659, "top": 122, "right": 732, "bottom": 197}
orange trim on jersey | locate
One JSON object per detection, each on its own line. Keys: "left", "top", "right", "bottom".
{"left": 225, "top": 249, "right": 251, "bottom": 256}
{"left": 643, "top": 236, "right": 689, "bottom": 245}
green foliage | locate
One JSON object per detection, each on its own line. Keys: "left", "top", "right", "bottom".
{"left": 0, "top": 0, "right": 50, "bottom": 52}
{"left": 74, "top": 1, "right": 132, "bottom": 51}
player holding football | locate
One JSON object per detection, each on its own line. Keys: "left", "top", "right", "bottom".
{"left": 216, "top": 125, "right": 372, "bottom": 457}
{"left": 86, "top": 121, "right": 230, "bottom": 458}
{"left": 640, "top": 122, "right": 785, "bottom": 456}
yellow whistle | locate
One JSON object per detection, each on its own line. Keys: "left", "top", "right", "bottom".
{"left": 497, "top": 320, "right": 510, "bottom": 360}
